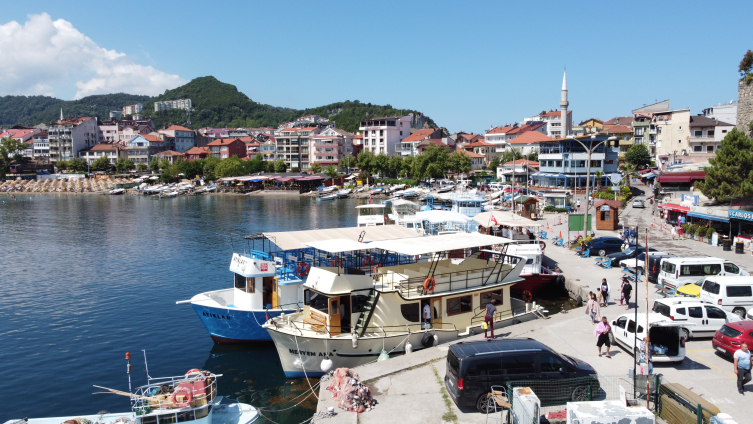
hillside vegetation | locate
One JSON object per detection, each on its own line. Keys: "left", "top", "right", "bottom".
{"left": 1, "top": 76, "right": 437, "bottom": 132}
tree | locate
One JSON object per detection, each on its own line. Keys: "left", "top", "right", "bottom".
{"left": 619, "top": 163, "right": 636, "bottom": 187}
{"left": 310, "top": 163, "right": 322, "bottom": 173}
{"left": 214, "top": 156, "right": 245, "bottom": 178}
{"left": 244, "top": 154, "right": 265, "bottom": 175}
{"left": 56, "top": 160, "right": 69, "bottom": 171}
{"left": 740, "top": 49, "right": 753, "bottom": 85}
{"left": 594, "top": 170, "right": 604, "bottom": 192}
{"left": 488, "top": 156, "right": 502, "bottom": 171}
{"left": 357, "top": 151, "right": 375, "bottom": 174}
{"left": 501, "top": 147, "right": 523, "bottom": 164}
{"left": 387, "top": 155, "right": 403, "bottom": 178}
{"left": 447, "top": 150, "right": 472, "bottom": 177}
{"left": 158, "top": 158, "right": 171, "bottom": 171}
{"left": 412, "top": 144, "right": 449, "bottom": 180}
{"left": 401, "top": 156, "right": 414, "bottom": 178}
{"left": 273, "top": 158, "right": 288, "bottom": 173}
{"left": 324, "top": 165, "right": 338, "bottom": 179}
{"left": 115, "top": 157, "right": 134, "bottom": 173}
{"left": 526, "top": 149, "right": 539, "bottom": 162}
{"left": 203, "top": 155, "right": 221, "bottom": 179}
{"left": 696, "top": 128, "right": 753, "bottom": 202}
{"left": 91, "top": 156, "right": 112, "bottom": 172}
{"left": 338, "top": 155, "right": 356, "bottom": 173}
{"left": 149, "top": 157, "right": 159, "bottom": 173}
{"left": 137, "top": 163, "right": 148, "bottom": 172}
{"left": 68, "top": 157, "right": 87, "bottom": 172}
{"left": 372, "top": 153, "right": 389, "bottom": 177}
{"left": 624, "top": 143, "right": 652, "bottom": 168}
{"left": 0, "top": 136, "right": 29, "bottom": 177}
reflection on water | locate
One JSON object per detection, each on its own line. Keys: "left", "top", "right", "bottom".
{"left": 0, "top": 194, "right": 360, "bottom": 423}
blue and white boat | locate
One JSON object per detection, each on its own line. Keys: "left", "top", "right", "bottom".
{"left": 421, "top": 191, "right": 487, "bottom": 217}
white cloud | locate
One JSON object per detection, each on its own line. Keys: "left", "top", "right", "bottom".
{"left": 0, "top": 13, "right": 186, "bottom": 99}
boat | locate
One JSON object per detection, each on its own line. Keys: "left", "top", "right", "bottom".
{"left": 160, "top": 191, "right": 179, "bottom": 198}
{"left": 179, "top": 226, "right": 420, "bottom": 343}
{"left": 3, "top": 363, "right": 258, "bottom": 424}
{"left": 336, "top": 189, "right": 352, "bottom": 198}
{"left": 436, "top": 185, "right": 454, "bottom": 193}
{"left": 317, "top": 193, "right": 337, "bottom": 201}
{"left": 356, "top": 204, "right": 388, "bottom": 226}
{"left": 369, "top": 187, "right": 384, "bottom": 195}
{"left": 319, "top": 185, "right": 338, "bottom": 194}
{"left": 205, "top": 184, "right": 217, "bottom": 193}
{"left": 109, "top": 188, "right": 126, "bottom": 195}
{"left": 263, "top": 232, "right": 541, "bottom": 377}
{"left": 421, "top": 192, "right": 486, "bottom": 217}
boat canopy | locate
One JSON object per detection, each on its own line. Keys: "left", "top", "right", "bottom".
{"left": 302, "top": 238, "right": 375, "bottom": 253}
{"left": 472, "top": 211, "right": 542, "bottom": 228}
{"left": 356, "top": 204, "right": 388, "bottom": 209}
{"left": 263, "top": 225, "right": 420, "bottom": 251}
{"left": 415, "top": 210, "right": 471, "bottom": 224}
{"left": 390, "top": 199, "right": 418, "bottom": 207}
{"left": 369, "top": 232, "right": 511, "bottom": 256}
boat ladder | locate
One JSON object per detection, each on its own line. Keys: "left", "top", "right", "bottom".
{"left": 354, "top": 289, "right": 380, "bottom": 337}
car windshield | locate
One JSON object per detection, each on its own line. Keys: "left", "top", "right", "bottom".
{"left": 623, "top": 247, "right": 636, "bottom": 255}
{"left": 694, "top": 279, "right": 704, "bottom": 287}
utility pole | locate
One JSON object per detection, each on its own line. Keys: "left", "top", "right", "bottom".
{"left": 569, "top": 135, "right": 618, "bottom": 236}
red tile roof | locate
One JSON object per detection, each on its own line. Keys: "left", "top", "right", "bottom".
{"left": 504, "top": 159, "right": 539, "bottom": 166}
{"left": 508, "top": 131, "right": 552, "bottom": 144}
{"left": 600, "top": 124, "right": 632, "bottom": 134}
{"left": 164, "top": 125, "right": 193, "bottom": 132}
{"left": 485, "top": 125, "right": 516, "bottom": 135}
{"left": 594, "top": 200, "right": 621, "bottom": 209}
{"left": 540, "top": 110, "right": 572, "bottom": 117}
{"left": 142, "top": 134, "right": 163, "bottom": 142}
{"left": 157, "top": 150, "right": 185, "bottom": 157}
{"left": 207, "top": 138, "right": 243, "bottom": 146}
{"left": 507, "top": 123, "right": 546, "bottom": 135}
{"left": 185, "top": 146, "right": 210, "bottom": 155}
{"left": 458, "top": 150, "right": 485, "bottom": 158}
{"left": 402, "top": 129, "right": 435, "bottom": 143}
{"left": 464, "top": 140, "right": 494, "bottom": 148}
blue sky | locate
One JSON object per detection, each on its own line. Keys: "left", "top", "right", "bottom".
{"left": 0, "top": 0, "right": 751, "bottom": 133}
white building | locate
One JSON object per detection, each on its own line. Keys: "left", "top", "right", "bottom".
{"left": 122, "top": 104, "right": 143, "bottom": 116}
{"left": 702, "top": 101, "right": 737, "bottom": 126}
{"left": 48, "top": 115, "right": 98, "bottom": 164}
{"left": 159, "top": 125, "right": 196, "bottom": 153}
{"left": 32, "top": 131, "right": 49, "bottom": 163}
{"left": 688, "top": 115, "right": 735, "bottom": 156}
{"left": 358, "top": 115, "right": 412, "bottom": 155}
{"left": 154, "top": 99, "right": 192, "bottom": 112}
{"left": 81, "top": 144, "right": 124, "bottom": 165}
{"left": 311, "top": 127, "right": 355, "bottom": 167}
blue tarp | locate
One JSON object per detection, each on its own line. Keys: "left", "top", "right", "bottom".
{"left": 687, "top": 211, "right": 729, "bottom": 223}
{"left": 644, "top": 173, "right": 656, "bottom": 179}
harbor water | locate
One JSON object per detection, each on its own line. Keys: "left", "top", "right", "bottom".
{"left": 0, "top": 194, "right": 360, "bottom": 423}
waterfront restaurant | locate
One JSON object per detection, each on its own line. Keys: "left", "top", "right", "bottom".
{"left": 531, "top": 134, "right": 619, "bottom": 189}
{"left": 728, "top": 198, "right": 753, "bottom": 248}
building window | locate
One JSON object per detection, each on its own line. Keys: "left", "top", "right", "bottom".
{"left": 447, "top": 295, "right": 472, "bottom": 315}
{"left": 708, "top": 130, "right": 715, "bottom": 137}
{"left": 693, "top": 146, "right": 703, "bottom": 152}
{"left": 706, "top": 145, "right": 714, "bottom": 152}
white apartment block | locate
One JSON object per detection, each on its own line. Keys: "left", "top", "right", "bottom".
{"left": 122, "top": 104, "right": 144, "bottom": 116}
{"left": 653, "top": 109, "right": 691, "bottom": 166}
{"left": 523, "top": 110, "right": 572, "bottom": 138}
{"left": 311, "top": 127, "right": 355, "bottom": 167}
{"left": 358, "top": 116, "right": 412, "bottom": 155}
{"left": 48, "top": 117, "right": 98, "bottom": 164}
{"left": 273, "top": 127, "right": 321, "bottom": 170}
{"left": 701, "top": 101, "right": 737, "bottom": 126}
{"left": 159, "top": 125, "right": 196, "bottom": 153}
{"left": 33, "top": 131, "right": 49, "bottom": 163}
{"left": 154, "top": 99, "right": 192, "bottom": 112}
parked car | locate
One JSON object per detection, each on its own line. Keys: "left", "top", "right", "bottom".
{"left": 444, "top": 338, "right": 599, "bottom": 413}
{"left": 712, "top": 321, "right": 753, "bottom": 358}
{"left": 611, "top": 313, "right": 687, "bottom": 363}
{"left": 652, "top": 298, "right": 740, "bottom": 339}
{"left": 659, "top": 257, "right": 749, "bottom": 292}
{"left": 632, "top": 199, "right": 646, "bottom": 208}
{"left": 620, "top": 251, "right": 670, "bottom": 273}
{"left": 700, "top": 276, "right": 753, "bottom": 318}
{"left": 608, "top": 246, "right": 658, "bottom": 267}
{"left": 588, "top": 237, "right": 633, "bottom": 256}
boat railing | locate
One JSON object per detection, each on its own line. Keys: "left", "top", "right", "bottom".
{"left": 396, "top": 265, "right": 515, "bottom": 299}
{"left": 269, "top": 313, "right": 459, "bottom": 337}
{"left": 470, "top": 305, "right": 529, "bottom": 326}
{"left": 264, "top": 302, "right": 302, "bottom": 312}
{"left": 130, "top": 374, "right": 218, "bottom": 413}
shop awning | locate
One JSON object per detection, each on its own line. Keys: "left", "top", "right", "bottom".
{"left": 657, "top": 171, "right": 706, "bottom": 183}
{"left": 660, "top": 204, "right": 690, "bottom": 213}
{"left": 276, "top": 177, "right": 293, "bottom": 182}
{"left": 644, "top": 173, "right": 656, "bottom": 179}
{"left": 687, "top": 211, "right": 729, "bottom": 223}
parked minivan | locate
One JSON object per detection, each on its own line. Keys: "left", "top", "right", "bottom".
{"left": 646, "top": 253, "right": 677, "bottom": 283}
{"left": 611, "top": 313, "right": 687, "bottom": 363}
{"left": 444, "top": 338, "right": 599, "bottom": 413}
{"left": 699, "top": 276, "right": 753, "bottom": 318}
{"left": 652, "top": 298, "right": 740, "bottom": 339}
{"left": 658, "top": 257, "right": 748, "bottom": 288}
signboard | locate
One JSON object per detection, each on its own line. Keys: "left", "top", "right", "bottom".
{"left": 229, "top": 253, "right": 275, "bottom": 277}
{"left": 600, "top": 205, "right": 611, "bottom": 211}
{"left": 568, "top": 214, "right": 593, "bottom": 232}
{"left": 729, "top": 209, "right": 753, "bottom": 222}
{"left": 681, "top": 194, "right": 698, "bottom": 207}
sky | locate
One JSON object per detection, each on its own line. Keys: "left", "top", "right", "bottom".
{"left": 0, "top": 0, "right": 751, "bottom": 133}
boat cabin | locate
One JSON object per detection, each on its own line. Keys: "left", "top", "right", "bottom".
{"left": 357, "top": 204, "right": 388, "bottom": 227}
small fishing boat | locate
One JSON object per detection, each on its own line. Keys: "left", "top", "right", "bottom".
{"left": 3, "top": 358, "right": 259, "bottom": 424}
{"left": 336, "top": 189, "right": 352, "bottom": 198}
{"left": 205, "top": 184, "right": 217, "bottom": 193}
{"left": 160, "top": 191, "right": 179, "bottom": 198}
{"left": 369, "top": 187, "right": 384, "bottom": 195}
{"left": 317, "top": 193, "right": 337, "bottom": 201}
{"left": 109, "top": 188, "right": 126, "bottom": 195}
{"left": 436, "top": 185, "right": 454, "bottom": 193}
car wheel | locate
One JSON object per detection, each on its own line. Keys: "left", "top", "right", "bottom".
{"left": 571, "top": 385, "right": 589, "bottom": 401}
{"left": 476, "top": 393, "right": 494, "bottom": 414}
{"left": 599, "top": 249, "right": 607, "bottom": 257}
{"left": 682, "top": 328, "right": 690, "bottom": 340}
{"left": 733, "top": 308, "right": 746, "bottom": 319}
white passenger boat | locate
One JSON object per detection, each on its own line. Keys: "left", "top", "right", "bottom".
{"left": 263, "top": 232, "right": 541, "bottom": 377}
{"left": 109, "top": 188, "right": 126, "bottom": 195}
{"left": 3, "top": 365, "right": 258, "bottom": 424}
{"left": 356, "top": 204, "right": 388, "bottom": 226}
{"left": 336, "top": 189, "right": 352, "bottom": 198}
{"left": 422, "top": 192, "right": 486, "bottom": 217}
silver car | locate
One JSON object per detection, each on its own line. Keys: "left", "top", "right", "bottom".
{"left": 632, "top": 198, "right": 645, "bottom": 208}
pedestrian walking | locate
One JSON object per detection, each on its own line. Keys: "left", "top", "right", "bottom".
{"left": 576, "top": 199, "right": 581, "bottom": 211}
{"left": 599, "top": 279, "right": 610, "bottom": 307}
{"left": 735, "top": 342, "right": 752, "bottom": 394}
{"left": 639, "top": 337, "right": 653, "bottom": 375}
{"left": 671, "top": 225, "right": 677, "bottom": 240}
{"left": 585, "top": 293, "right": 600, "bottom": 324}
{"left": 678, "top": 225, "right": 684, "bottom": 240}
{"left": 594, "top": 316, "right": 612, "bottom": 357}
{"left": 622, "top": 280, "right": 633, "bottom": 310}
{"left": 423, "top": 302, "right": 432, "bottom": 328}
{"left": 484, "top": 299, "right": 498, "bottom": 339}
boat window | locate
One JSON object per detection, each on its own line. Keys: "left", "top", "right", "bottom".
{"left": 351, "top": 294, "right": 369, "bottom": 313}
{"left": 158, "top": 413, "right": 177, "bottom": 424}
{"left": 140, "top": 416, "right": 158, "bottom": 424}
{"left": 305, "top": 290, "right": 329, "bottom": 313}
{"left": 234, "top": 273, "right": 246, "bottom": 290}
{"left": 400, "top": 303, "right": 421, "bottom": 322}
{"left": 447, "top": 295, "right": 472, "bottom": 315}
{"left": 481, "top": 289, "right": 503, "bottom": 307}
{"left": 525, "top": 258, "right": 533, "bottom": 265}
{"left": 176, "top": 411, "right": 195, "bottom": 422}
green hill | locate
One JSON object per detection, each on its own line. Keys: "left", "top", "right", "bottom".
{"left": 0, "top": 76, "right": 438, "bottom": 132}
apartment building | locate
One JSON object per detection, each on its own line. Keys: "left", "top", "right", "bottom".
{"left": 652, "top": 109, "right": 691, "bottom": 167}
{"left": 532, "top": 134, "right": 619, "bottom": 189}
{"left": 702, "top": 101, "right": 737, "bottom": 126}
{"left": 688, "top": 115, "right": 735, "bottom": 157}
{"left": 358, "top": 115, "right": 412, "bottom": 155}
{"left": 122, "top": 104, "right": 143, "bottom": 116}
{"left": 32, "top": 131, "right": 49, "bottom": 163}
{"left": 207, "top": 138, "right": 247, "bottom": 159}
{"left": 310, "top": 127, "right": 355, "bottom": 166}
{"left": 398, "top": 128, "right": 444, "bottom": 156}
{"left": 159, "top": 125, "right": 196, "bottom": 153}
{"left": 185, "top": 146, "right": 210, "bottom": 161}
{"left": 462, "top": 140, "right": 497, "bottom": 166}
{"left": 484, "top": 125, "right": 516, "bottom": 147}
{"left": 81, "top": 143, "right": 124, "bottom": 165}
{"left": 274, "top": 127, "right": 320, "bottom": 170}
{"left": 125, "top": 135, "right": 166, "bottom": 164}
{"left": 154, "top": 99, "right": 192, "bottom": 112}
{"left": 48, "top": 117, "right": 98, "bottom": 164}
{"left": 506, "top": 131, "right": 552, "bottom": 156}
{"left": 0, "top": 128, "right": 40, "bottom": 158}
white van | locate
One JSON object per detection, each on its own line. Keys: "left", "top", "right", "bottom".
{"left": 699, "top": 276, "right": 753, "bottom": 318}
{"left": 651, "top": 298, "right": 740, "bottom": 339}
{"left": 658, "top": 257, "right": 749, "bottom": 289}
{"left": 611, "top": 312, "right": 687, "bottom": 363}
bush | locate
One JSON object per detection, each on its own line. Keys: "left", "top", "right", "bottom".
{"left": 544, "top": 205, "right": 568, "bottom": 212}
{"left": 374, "top": 178, "right": 417, "bottom": 186}
{"left": 621, "top": 186, "right": 632, "bottom": 195}
{"left": 568, "top": 236, "right": 593, "bottom": 251}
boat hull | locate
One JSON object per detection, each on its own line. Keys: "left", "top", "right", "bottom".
{"left": 511, "top": 273, "right": 561, "bottom": 295}
{"left": 192, "top": 303, "right": 295, "bottom": 343}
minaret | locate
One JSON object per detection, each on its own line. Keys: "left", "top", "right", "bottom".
{"left": 559, "top": 70, "right": 569, "bottom": 137}
{"left": 60, "top": 108, "right": 64, "bottom": 121}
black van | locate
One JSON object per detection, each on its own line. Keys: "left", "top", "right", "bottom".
{"left": 444, "top": 338, "right": 599, "bottom": 413}
{"left": 647, "top": 253, "right": 676, "bottom": 283}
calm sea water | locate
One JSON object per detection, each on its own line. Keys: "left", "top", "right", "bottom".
{"left": 0, "top": 193, "right": 360, "bottom": 423}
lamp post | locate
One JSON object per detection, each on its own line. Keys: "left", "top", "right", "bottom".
{"left": 568, "top": 135, "right": 618, "bottom": 236}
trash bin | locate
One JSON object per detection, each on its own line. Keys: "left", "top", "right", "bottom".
{"left": 723, "top": 239, "right": 732, "bottom": 251}
{"left": 735, "top": 242, "right": 745, "bottom": 254}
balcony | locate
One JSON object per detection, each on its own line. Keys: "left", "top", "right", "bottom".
{"left": 649, "top": 129, "right": 657, "bottom": 135}
{"left": 690, "top": 135, "right": 715, "bottom": 142}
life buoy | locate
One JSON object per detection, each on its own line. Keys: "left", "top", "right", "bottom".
{"left": 185, "top": 369, "right": 206, "bottom": 381}
{"left": 331, "top": 258, "right": 341, "bottom": 267}
{"left": 171, "top": 386, "right": 193, "bottom": 408}
{"left": 297, "top": 262, "right": 310, "bottom": 277}
{"left": 424, "top": 277, "right": 436, "bottom": 292}
{"left": 522, "top": 290, "right": 533, "bottom": 303}
{"left": 539, "top": 241, "right": 546, "bottom": 251}
{"left": 363, "top": 257, "right": 373, "bottom": 267}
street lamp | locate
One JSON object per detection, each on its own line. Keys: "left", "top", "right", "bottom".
{"left": 567, "top": 135, "right": 618, "bottom": 236}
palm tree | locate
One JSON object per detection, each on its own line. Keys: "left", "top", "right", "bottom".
{"left": 619, "top": 163, "right": 636, "bottom": 187}
{"left": 594, "top": 170, "right": 604, "bottom": 192}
